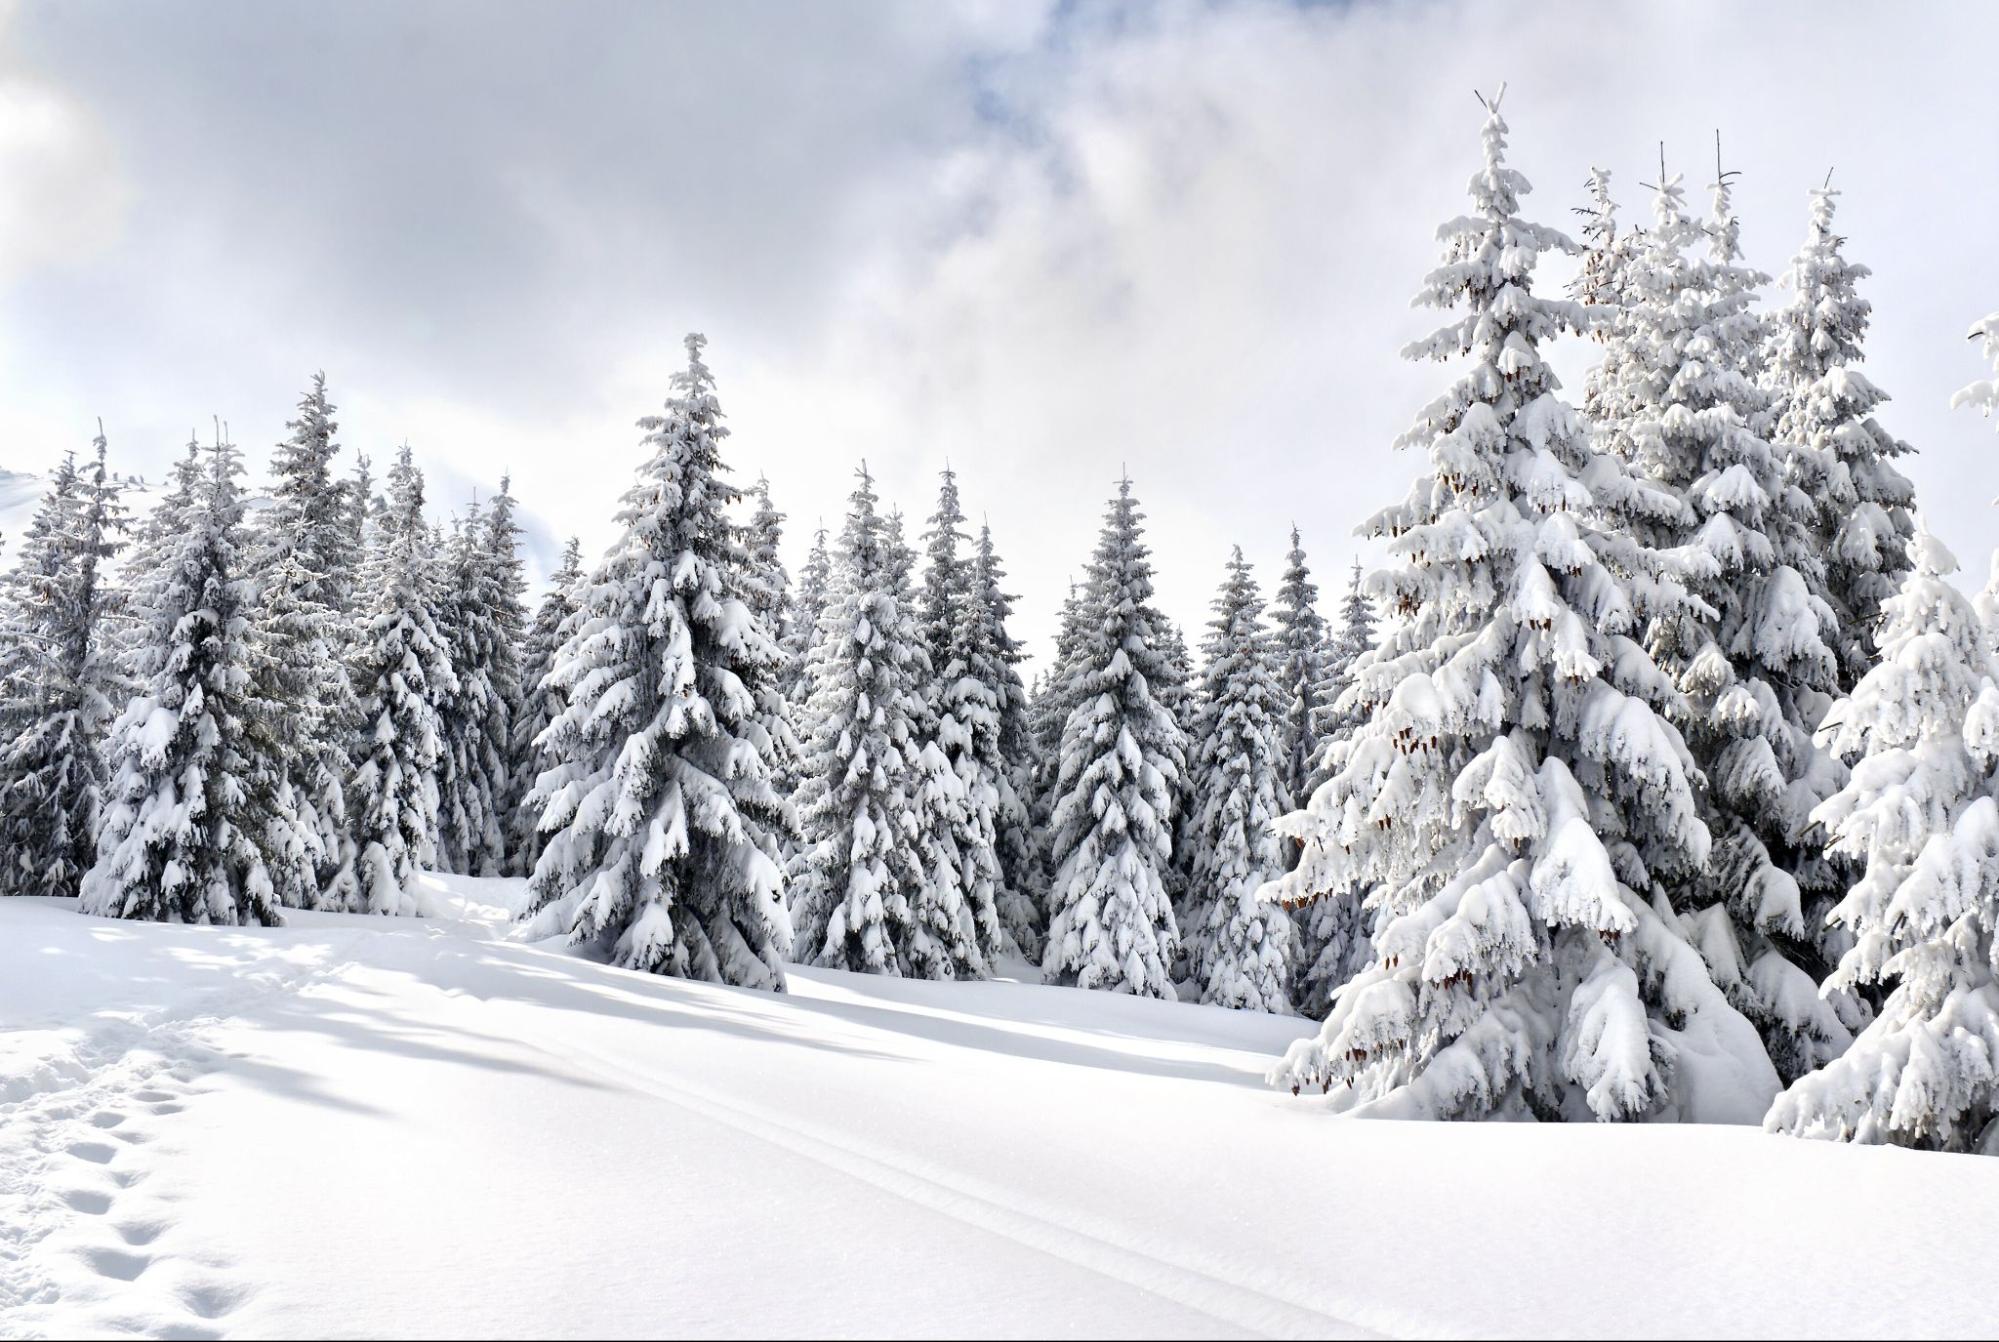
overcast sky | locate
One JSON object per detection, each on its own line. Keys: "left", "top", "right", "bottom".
{"left": 4, "top": 0, "right": 1997, "bottom": 663}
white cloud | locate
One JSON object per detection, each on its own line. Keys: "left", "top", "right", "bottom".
{"left": 3, "top": 0, "right": 1997, "bottom": 662}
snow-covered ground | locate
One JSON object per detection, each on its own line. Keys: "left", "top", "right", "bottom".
{"left": 1, "top": 880, "right": 1992, "bottom": 1340}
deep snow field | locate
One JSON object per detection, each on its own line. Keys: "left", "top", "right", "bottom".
{"left": 2, "top": 878, "right": 1994, "bottom": 1340}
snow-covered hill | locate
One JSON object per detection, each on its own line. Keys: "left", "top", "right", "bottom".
{"left": 1, "top": 885, "right": 1992, "bottom": 1339}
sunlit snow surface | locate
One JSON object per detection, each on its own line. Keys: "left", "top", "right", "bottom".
{"left": 1, "top": 876, "right": 1993, "bottom": 1338}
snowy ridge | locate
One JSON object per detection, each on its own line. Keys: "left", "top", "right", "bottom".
{"left": 5, "top": 883, "right": 1998, "bottom": 1338}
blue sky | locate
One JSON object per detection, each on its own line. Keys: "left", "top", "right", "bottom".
{"left": 4, "top": 0, "right": 1998, "bottom": 657}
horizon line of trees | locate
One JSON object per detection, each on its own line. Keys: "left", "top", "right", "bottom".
{"left": 7, "top": 93, "right": 1999, "bottom": 1155}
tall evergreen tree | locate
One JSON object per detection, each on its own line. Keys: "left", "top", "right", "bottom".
{"left": 436, "top": 480, "right": 525, "bottom": 877}
{"left": 509, "top": 536, "right": 584, "bottom": 875}
{"left": 0, "top": 434, "right": 124, "bottom": 900}
{"left": 1041, "top": 474, "right": 1186, "bottom": 998}
{"left": 1271, "top": 95, "right": 1774, "bottom": 1121}
{"left": 1764, "top": 186, "right": 1917, "bottom": 689}
{"left": 1767, "top": 534, "right": 1999, "bottom": 1150}
{"left": 1272, "top": 525, "right": 1327, "bottom": 807}
{"left": 918, "top": 468, "right": 1010, "bottom": 962}
{"left": 251, "top": 374, "right": 361, "bottom": 908}
{"left": 81, "top": 431, "right": 278, "bottom": 926}
{"left": 1289, "top": 559, "right": 1378, "bottom": 1018}
{"left": 788, "top": 470, "right": 979, "bottom": 978}
{"left": 740, "top": 474, "right": 803, "bottom": 856}
{"left": 974, "top": 522, "right": 1042, "bottom": 962}
{"left": 1186, "top": 548, "right": 1293, "bottom": 1012}
{"left": 481, "top": 478, "right": 530, "bottom": 867}
{"left": 524, "top": 336, "right": 792, "bottom": 985}
{"left": 347, "top": 445, "right": 458, "bottom": 916}
{"left": 1591, "top": 154, "right": 1853, "bottom": 1083}
{"left": 783, "top": 522, "right": 831, "bottom": 710}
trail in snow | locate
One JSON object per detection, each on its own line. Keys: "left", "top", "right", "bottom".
{"left": 4, "top": 876, "right": 1998, "bottom": 1339}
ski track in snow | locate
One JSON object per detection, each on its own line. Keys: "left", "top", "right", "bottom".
{"left": 539, "top": 1033, "right": 1379, "bottom": 1341}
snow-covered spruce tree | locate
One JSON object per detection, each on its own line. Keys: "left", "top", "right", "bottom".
{"left": 479, "top": 478, "right": 529, "bottom": 868}
{"left": 740, "top": 474, "right": 803, "bottom": 853}
{"left": 1157, "top": 617, "right": 1202, "bottom": 975}
{"left": 1766, "top": 534, "right": 1999, "bottom": 1150}
{"left": 1025, "top": 577, "right": 1091, "bottom": 890}
{"left": 974, "top": 522, "right": 1042, "bottom": 962}
{"left": 249, "top": 374, "right": 363, "bottom": 908}
{"left": 81, "top": 432, "right": 280, "bottom": 926}
{"left": 1041, "top": 474, "right": 1186, "bottom": 998}
{"left": 1272, "top": 526, "right": 1327, "bottom": 810}
{"left": 1289, "top": 559, "right": 1379, "bottom": 1018}
{"left": 508, "top": 535, "right": 584, "bottom": 874}
{"left": 345, "top": 451, "right": 379, "bottom": 561}
{"left": 783, "top": 522, "right": 831, "bottom": 709}
{"left": 918, "top": 467, "right": 1010, "bottom": 962}
{"left": 1950, "top": 312, "right": 1999, "bottom": 637}
{"left": 1268, "top": 95, "right": 1776, "bottom": 1121}
{"left": 524, "top": 335, "right": 792, "bottom": 985}
{"left": 1592, "top": 156, "right": 1854, "bottom": 1083}
{"left": 746, "top": 475, "right": 791, "bottom": 652}
{"left": 346, "top": 444, "right": 458, "bottom": 916}
{"left": 1764, "top": 186, "right": 1916, "bottom": 689}
{"left": 0, "top": 435, "right": 124, "bottom": 900}
{"left": 1186, "top": 548, "right": 1293, "bottom": 1012}
{"left": 435, "top": 481, "right": 525, "bottom": 877}
{"left": 787, "top": 468, "right": 979, "bottom": 977}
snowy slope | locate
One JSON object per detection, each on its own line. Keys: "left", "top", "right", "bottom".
{"left": 2, "top": 883, "right": 1993, "bottom": 1340}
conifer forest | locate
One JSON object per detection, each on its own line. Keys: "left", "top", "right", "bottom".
{"left": 5, "top": 2, "right": 1998, "bottom": 1337}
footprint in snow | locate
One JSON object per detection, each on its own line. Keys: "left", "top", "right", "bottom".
{"left": 59, "top": 1187, "right": 113, "bottom": 1215}
{"left": 65, "top": 1140, "right": 118, "bottom": 1165}
{"left": 76, "top": 1244, "right": 151, "bottom": 1281}
{"left": 114, "top": 1216, "right": 167, "bottom": 1247}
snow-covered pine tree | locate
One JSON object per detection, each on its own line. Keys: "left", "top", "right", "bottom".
{"left": 1269, "top": 94, "right": 1775, "bottom": 1121}
{"left": 918, "top": 468, "right": 1014, "bottom": 963}
{"left": 435, "top": 481, "right": 524, "bottom": 877}
{"left": 890, "top": 506, "right": 984, "bottom": 978}
{"left": 250, "top": 374, "right": 362, "bottom": 908}
{"left": 345, "top": 451, "right": 378, "bottom": 561}
{"left": 1591, "top": 151, "right": 1853, "bottom": 1083}
{"left": 783, "top": 522, "right": 831, "bottom": 710}
{"left": 1186, "top": 547, "right": 1293, "bottom": 1012}
{"left": 0, "top": 433, "right": 124, "bottom": 900}
{"left": 1157, "top": 617, "right": 1201, "bottom": 975}
{"left": 81, "top": 429, "right": 279, "bottom": 926}
{"left": 1025, "top": 577, "right": 1091, "bottom": 888}
{"left": 1764, "top": 185, "right": 1917, "bottom": 690}
{"left": 346, "top": 444, "right": 458, "bottom": 916}
{"left": 480, "top": 477, "right": 530, "bottom": 869}
{"left": 1272, "top": 525, "right": 1327, "bottom": 809}
{"left": 740, "top": 474, "right": 803, "bottom": 857}
{"left": 974, "top": 522, "right": 1042, "bottom": 962}
{"left": 524, "top": 335, "right": 792, "bottom": 985}
{"left": 1950, "top": 312, "right": 1999, "bottom": 638}
{"left": 1766, "top": 533, "right": 1999, "bottom": 1150}
{"left": 1289, "top": 559, "right": 1379, "bottom": 1018}
{"left": 508, "top": 535, "right": 584, "bottom": 875}
{"left": 1569, "top": 166, "right": 1629, "bottom": 319}
{"left": 746, "top": 475, "right": 791, "bottom": 653}
{"left": 787, "top": 469, "right": 979, "bottom": 978}
{"left": 1041, "top": 474, "right": 1186, "bottom": 998}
